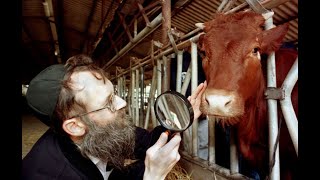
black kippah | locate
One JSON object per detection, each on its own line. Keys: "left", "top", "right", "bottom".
{"left": 26, "top": 64, "right": 66, "bottom": 125}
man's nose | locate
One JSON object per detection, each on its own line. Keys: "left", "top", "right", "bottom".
{"left": 114, "top": 95, "right": 127, "bottom": 110}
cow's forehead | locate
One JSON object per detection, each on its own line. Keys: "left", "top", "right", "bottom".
{"left": 203, "top": 12, "right": 265, "bottom": 42}
{"left": 204, "top": 11, "right": 265, "bottom": 29}
{"left": 206, "top": 23, "right": 261, "bottom": 40}
{"left": 203, "top": 26, "right": 260, "bottom": 57}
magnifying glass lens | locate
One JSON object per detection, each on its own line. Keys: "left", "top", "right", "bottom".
{"left": 154, "top": 91, "right": 194, "bottom": 132}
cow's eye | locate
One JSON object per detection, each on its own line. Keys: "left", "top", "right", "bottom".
{"left": 252, "top": 47, "right": 259, "bottom": 54}
{"left": 251, "top": 47, "right": 261, "bottom": 60}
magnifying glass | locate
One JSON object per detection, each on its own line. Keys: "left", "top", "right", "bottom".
{"left": 154, "top": 90, "right": 194, "bottom": 134}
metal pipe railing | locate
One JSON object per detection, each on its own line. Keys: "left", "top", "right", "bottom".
{"left": 265, "top": 16, "right": 280, "bottom": 180}
{"left": 140, "top": 67, "right": 145, "bottom": 127}
{"left": 144, "top": 67, "right": 157, "bottom": 129}
{"left": 110, "top": 33, "right": 204, "bottom": 80}
{"left": 191, "top": 42, "right": 199, "bottom": 157}
{"left": 131, "top": 70, "right": 136, "bottom": 122}
{"left": 135, "top": 69, "right": 140, "bottom": 127}
{"left": 181, "top": 65, "right": 192, "bottom": 96}
{"left": 157, "top": 59, "right": 162, "bottom": 96}
{"left": 230, "top": 128, "right": 239, "bottom": 174}
{"left": 176, "top": 51, "right": 183, "bottom": 93}
{"left": 103, "top": 13, "right": 163, "bottom": 70}
{"left": 279, "top": 57, "right": 298, "bottom": 155}
{"left": 150, "top": 66, "right": 158, "bottom": 128}
{"left": 208, "top": 116, "right": 216, "bottom": 164}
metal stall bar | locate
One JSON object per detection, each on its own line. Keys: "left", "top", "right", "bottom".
{"left": 127, "top": 74, "right": 132, "bottom": 117}
{"left": 135, "top": 69, "right": 140, "bottom": 127}
{"left": 119, "top": 76, "right": 123, "bottom": 97}
{"left": 140, "top": 67, "right": 145, "bottom": 127}
{"left": 144, "top": 96, "right": 152, "bottom": 129}
{"left": 116, "top": 67, "right": 124, "bottom": 98}
{"left": 117, "top": 77, "right": 121, "bottom": 95}
{"left": 230, "top": 127, "right": 239, "bottom": 174}
{"left": 121, "top": 76, "right": 126, "bottom": 98}
{"left": 157, "top": 59, "right": 162, "bottom": 95}
{"left": 265, "top": 16, "right": 280, "bottom": 180}
{"left": 131, "top": 70, "right": 136, "bottom": 123}
{"left": 176, "top": 51, "right": 183, "bottom": 93}
{"left": 144, "top": 66, "right": 158, "bottom": 129}
{"left": 150, "top": 68, "right": 158, "bottom": 128}
{"left": 156, "top": 59, "right": 162, "bottom": 126}
{"left": 279, "top": 57, "right": 298, "bottom": 155}
{"left": 162, "top": 56, "right": 169, "bottom": 93}
{"left": 190, "top": 42, "right": 199, "bottom": 157}
{"left": 181, "top": 65, "right": 192, "bottom": 96}
{"left": 117, "top": 78, "right": 124, "bottom": 99}
{"left": 178, "top": 55, "right": 192, "bottom": 154}
{"left": 208, "top": 116, "right": 216, "bottom": 164}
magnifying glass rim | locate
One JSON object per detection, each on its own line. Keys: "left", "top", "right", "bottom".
{"left": 154, "top": 90, "right": 194, "bottom": 132}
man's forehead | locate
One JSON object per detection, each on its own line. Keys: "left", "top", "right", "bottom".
{"left": 71, "top": 71, "right": 111, "bottom": 86}
{"left": 71, "top": 71, "right": 114, "bottom": 105}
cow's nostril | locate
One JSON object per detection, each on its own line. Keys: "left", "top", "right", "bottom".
{"left": 225, "top": 100, "right": 231, "bottom": 107}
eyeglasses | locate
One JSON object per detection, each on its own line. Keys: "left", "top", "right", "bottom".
{"left": 67, "top": 92, "right": 116, "bottom": 119}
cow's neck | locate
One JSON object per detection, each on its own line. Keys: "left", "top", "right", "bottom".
{"left": 236, "top": 74, "right": 268, "bottom": 165}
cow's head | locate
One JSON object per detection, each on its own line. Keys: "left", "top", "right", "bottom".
{"left": 196, "top": 11, "right": 289, "bottom": 126}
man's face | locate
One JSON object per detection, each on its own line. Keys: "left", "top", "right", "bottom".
{"left": 70, "top": 71, "right": 136, "bottom": 169}
{"left": 70, "top": 71, "right": 127, "bottom": 125}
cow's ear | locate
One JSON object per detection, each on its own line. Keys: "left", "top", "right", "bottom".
{"left": 260, "top": 23, "right": 289, "bottom": 54}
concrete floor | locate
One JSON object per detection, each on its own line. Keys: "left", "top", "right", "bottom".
{"left": 21, "top": 112, "right": 49, "bottom": 159}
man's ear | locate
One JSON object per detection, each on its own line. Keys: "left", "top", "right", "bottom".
{"left": 62, "top": 118, "right": 86, "bottom": 137}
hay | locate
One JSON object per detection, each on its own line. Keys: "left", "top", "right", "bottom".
{"left": 166, "top": 163, "right": 193, "bottom": 180}
{"left": 124, "top": 159, "right": 193, "bottom": 179}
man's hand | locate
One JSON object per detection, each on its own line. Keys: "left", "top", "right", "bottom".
{"left": 187, "top": 81, "right": 207, "bottom": 120}
{"left": 143, "top": 132, "right": 181, "bottom": 180}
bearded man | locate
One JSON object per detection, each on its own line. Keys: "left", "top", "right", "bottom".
{"left": 22, "top": 54, "right": 206, "bottom": 180}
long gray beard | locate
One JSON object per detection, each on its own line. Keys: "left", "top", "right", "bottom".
{"left": 78, "top": 109, "right": 136, "bottom": 170}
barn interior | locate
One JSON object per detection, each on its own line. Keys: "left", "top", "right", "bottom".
{"left": 21, "top": 0, "right": 298, "bottom": 84}
{"left": 22, "top": 0, "right": 298, "bottom": 179}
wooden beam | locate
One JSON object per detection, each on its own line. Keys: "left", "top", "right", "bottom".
{"left": 136, "top": 2, "right": 151, "bottom": 27}
{"left": 118, "top": 12, "right": 133, "bottom": 42}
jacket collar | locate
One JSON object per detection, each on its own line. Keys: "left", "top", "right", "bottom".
{"left": 57, "top": 133, "right": 104, "bottom": 180}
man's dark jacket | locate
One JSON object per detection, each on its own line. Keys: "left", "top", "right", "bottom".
{"left": 22, "top": 126, "right": 166, "bottom": 180}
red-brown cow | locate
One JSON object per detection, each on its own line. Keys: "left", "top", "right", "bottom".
{"left": 196, "top": 11, "right": 298, "bottom": 179}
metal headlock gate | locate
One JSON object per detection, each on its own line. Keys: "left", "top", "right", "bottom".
{"left": 108, "top": 1, "right": 298, "bottom": 179}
